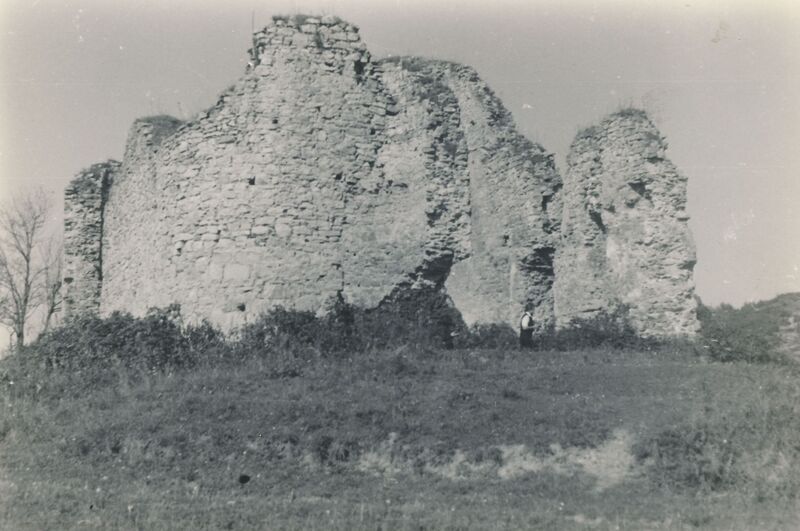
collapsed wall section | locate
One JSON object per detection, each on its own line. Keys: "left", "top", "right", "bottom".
{"left": 554, "top": 109, "right": 699, "bottom": 337}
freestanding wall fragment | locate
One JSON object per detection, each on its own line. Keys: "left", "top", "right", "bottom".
{"left": 62, "top": 161, "right": 119, "bottom": 317}
{"left": 553, "top": 110, "right": 699, "bottom": 337}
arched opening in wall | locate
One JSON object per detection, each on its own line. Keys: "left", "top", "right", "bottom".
{"left": 375, "top": 288, "right": 465, "bottom": 349}
{"left": 371, "top": 251, "right": 466, "bottom": 348}
{"left": 248, "top": 177, "right": 256, "bottom": 186}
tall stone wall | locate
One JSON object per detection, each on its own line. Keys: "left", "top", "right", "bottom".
{"left": 62, "top": 161, "right": 119, "bottom": 316}
{"left": 64, "top": 15, "right": 561, "bottom": 331}
{"left": 99, "top": 116, "right": 184, "bottom": 317}
{"left": 553, "top": 110, "right": 698, "bottom": 337}
{"left": 439, "top": 64, "right": 560, "bottom": 330}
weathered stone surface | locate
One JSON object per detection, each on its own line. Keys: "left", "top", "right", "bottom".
{"left": 63, "top": 18, "right": 699, "bottom": 339}
{"left": 63, "top": 161, "right": 120, "bottom": 316}
{"left": 553, "top": 109, "right": 699, "bottom": 337}
{"left": 63, "top": 16, "right": 561, "bottom": 332}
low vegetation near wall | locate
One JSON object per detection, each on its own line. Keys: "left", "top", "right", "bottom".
{"left": 11, "top": 294, "right": 795, "bottom": 379}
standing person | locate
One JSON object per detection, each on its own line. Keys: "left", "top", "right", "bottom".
{"left": 519, "top": 311, "right": 534, "bottom": 348}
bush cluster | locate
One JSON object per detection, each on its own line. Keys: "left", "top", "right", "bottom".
{"left": 696, "top": 298, "right": 789, "bottom": 364}
{"left": 539, "top": 305, "right": 660, "bottom": 352}
{"left": 24, "top": 304, "right": 225, "bottom": 372}
{"left": 16, "top": 292, "right": 467, "bottom": 377}
{"left": 17, "top": 294, "right": 788, "bottom": 379}
{"left": 236, "top": 290, "right": 464, "bottom": 358}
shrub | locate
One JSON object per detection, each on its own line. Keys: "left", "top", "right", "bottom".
{"left": 235, "top": 289, "right": 465, "bottom": 359}
{"left": 8, "top": 290, "right": 470, "bottom": 384}
{"left": 25, "top": 305, "right": 225, "bottom": 372}
{"left": 696, "top": 298, "right": 790, "bottom": 364}
{"left": 238, "top": 306, "right": 319, "bottom": 352}
{"left": 538, "top": 305, "right": 656, "bottom": 351}
{"left": 14, "top": 290, "right": 722, "bottom": 383}
{"left": 271, "top": 14, "right": 341, "bottom": 27}
{"left": 453, "top": 323, "right": 517, "bottom": 349}
{"left": 612, "top": 106, "right": 647, "bottom": 119}
{"left": 234, "top": 306, "right": 321, "bottom": 377}
{"left": 381, "top": 56, "right": 429, "bottom": 73}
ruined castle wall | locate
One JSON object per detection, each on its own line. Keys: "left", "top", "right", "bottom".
{"left": 441, "top": 66, "right": 561, "bottom": 331}
{"left": 64, "top": 15, "right": 561, "bottom": 331}
{"left": 554, "top": 110, "right": 698, "bottom": 337}
{"left": 63, "top": 161, "right": 119, "bottom": 316}
{"left": 99, "top": 17, "right": 393, "bottom": 327}
{"left": 64, "top": 17, "right": 700, "bottom": 337}
{"left": 100, "top": 117, "right": 184, "bottom": 317}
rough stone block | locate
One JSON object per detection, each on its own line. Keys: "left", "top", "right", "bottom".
{"left": 274, "top": 221, "right": 293, "bottom": 238}
{"left": 223, "top": 264, "right": 250, "bottom": 281}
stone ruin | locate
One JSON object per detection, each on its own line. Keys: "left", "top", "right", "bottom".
{"left": 62, "top": 15, "right": 698, "bottom": 338}
{"left": 554, "top": 111, "right": 698, "bottom": 336}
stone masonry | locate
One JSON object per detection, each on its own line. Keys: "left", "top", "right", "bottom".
{"left": 553, "top": 110, "right": 699, "bottom": 337}
{"left": 63, "top": 15, "right": 698, "bottom": 337}
{"left": 62, "top": 15, "right": 561, "bottom": 333}
{"left": 62, "top": 161, "right": 119, "bottom": 316}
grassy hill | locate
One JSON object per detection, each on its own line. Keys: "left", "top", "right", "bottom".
{"left": 1, "top": 301, "right": 799, "bottom": 529}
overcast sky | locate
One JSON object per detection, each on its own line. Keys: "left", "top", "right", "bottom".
{"left": 0, "top": 0, "right": 798, "bottom": 338}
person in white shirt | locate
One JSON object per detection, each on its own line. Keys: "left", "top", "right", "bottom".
{"left": 519, "top": 311, "right": 534, "bottom": 348}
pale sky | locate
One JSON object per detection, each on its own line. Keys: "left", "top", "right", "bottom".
{"left": 0, "top": 0, "right": 798, "bottom": 345}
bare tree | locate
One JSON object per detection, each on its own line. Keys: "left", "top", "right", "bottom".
{"left": 41, "top": 235, "right": 63, "bottom": 334}
{"left": 0, "top": 189, "right": 52, "bottom": 351}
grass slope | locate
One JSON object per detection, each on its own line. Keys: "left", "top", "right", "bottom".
{"left": 2, "top": 346, "right": 800, "bottom": 530}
